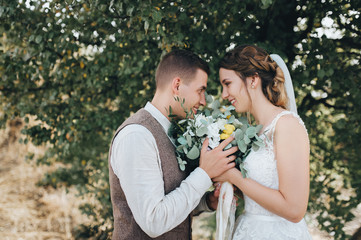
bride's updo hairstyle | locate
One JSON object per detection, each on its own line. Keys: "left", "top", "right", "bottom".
{"left": 219, "top": 45, "right": 288, "bottom": 109}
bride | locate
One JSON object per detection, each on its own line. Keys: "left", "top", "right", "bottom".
{"left": 215, "top": 45, "right": 312, "bottom": 239}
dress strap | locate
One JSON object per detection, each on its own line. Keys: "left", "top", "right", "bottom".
{"left": 268, "top": 111, "right": 307, "bottom": 142}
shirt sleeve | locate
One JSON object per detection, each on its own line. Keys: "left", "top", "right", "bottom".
{"left": 111, "top": 125, "right": 212, "bottom": 238}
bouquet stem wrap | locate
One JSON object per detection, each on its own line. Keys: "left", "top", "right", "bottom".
{"left": 215, "top": 181, "right": 236, "bottom": 240}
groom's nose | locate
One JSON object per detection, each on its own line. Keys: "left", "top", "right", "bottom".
{"left": 200, "top": 93, "right": 206, "bottom": 106}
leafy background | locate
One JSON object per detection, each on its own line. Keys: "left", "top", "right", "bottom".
{"left": 1, "top": 0, "right": 361, "bottom": 239}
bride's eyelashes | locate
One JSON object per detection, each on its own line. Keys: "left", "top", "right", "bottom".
{"left": 223, "top": 81, "right": 231, "bottom": 87}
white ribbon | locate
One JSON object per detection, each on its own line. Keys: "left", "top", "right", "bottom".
{"left": 215, "top": 181, "right": 236, "bottom": 240}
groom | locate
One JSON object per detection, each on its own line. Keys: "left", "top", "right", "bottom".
{"left": 108, "top": 49, "right": 237, "bottom": 239}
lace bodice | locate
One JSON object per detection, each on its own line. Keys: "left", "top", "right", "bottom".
{"left": 243, "top": 111, "right": 307, "bottom": 216}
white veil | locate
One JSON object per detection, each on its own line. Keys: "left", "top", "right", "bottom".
{"left": 270, "top": 54, "right": 298, "bottom": 114}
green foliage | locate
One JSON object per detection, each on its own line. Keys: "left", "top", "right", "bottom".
{"left": 1, "top": 0, "right": 361, "bottom": 239}
{"left": 168, "top": 96, "right": 263, "bottom": 177}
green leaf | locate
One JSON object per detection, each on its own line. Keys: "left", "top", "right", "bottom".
{"left": 235, "top": 129, "right": 244, "bottom": 140}
{"left": 187, "top": 145, "right": 200, "bottom": 160}
{"left": 205, "top": 92, "right": 213, "bottom": 103}
{"left": 177, "top": 157, "right": 187, "bottom": 171}
{"left": 183, "top": 146, "right": 188, "bottom": 154}
{"left": 200, "top": 119, "right": 208, "bottom": 125}
{"left": 246, "top": 127, "right": 256, "bottom": 138}
{"left": 237, "top": 140, "right": 247, "bottom": 153}
{"left": 224, "top": 143, "right": 232, "bottom": 150}
{"left": 151, "top": 10, "right": 162, "bottom": 22}
{"left": 317, "top": 69, "right": 326, "bottom": 79}
{"left": 177, "top": 136, "right": 187, "bottom": 145}
{"left": 186, "top": 134, "right": 192, "bottom": 147}
{"left": 244, "top": 135, "right": 251, "bottom": 144}
{"left": 255, "top": 124, "right": 263, "bottom": 133}
{"left": 254, "top": 140, "right": 265, "bottom": 148}
{"left": 35, "top": 35, "right": 42, "bottom": 44}
{"left": 144, "top": 21, "right": 149, "bottom": 33}
{"left": 211, "top": 109, "right": 221, "bottom": 118}
{"left": 227, "top": 115, "right": 236, "bottom": 123}
{"left": 252, "top": 142, "right": 260, "bottom": 151}
{"left": 212, "top": 100, "right": 220, "bottom": 109}
{"left": 176, "top": 145, "right": 184, "bottom": 152}
{"left": 239, "top": 163, "right": 248, "bottom": 178}
{"left": 196, "top": 126, "right": 208, "bottom": 137}
{"left": 204, "top": 109, "right": 211, "bottom": 116}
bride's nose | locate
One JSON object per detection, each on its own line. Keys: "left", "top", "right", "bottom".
{"left": 221, "top": 87, "right": 229, "bottom": 100}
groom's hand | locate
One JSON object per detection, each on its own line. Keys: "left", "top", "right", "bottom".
{"left": 206, "top": 182, "right": 221, "bottom": 210}
{"left": 199, "top": 137, "right": 237, "bottom": 179}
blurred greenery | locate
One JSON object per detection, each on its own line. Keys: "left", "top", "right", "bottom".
{"left": 1, "top": 0, "right": 360, "bottom": 239}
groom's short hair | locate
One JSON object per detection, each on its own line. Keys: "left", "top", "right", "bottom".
{"left": 155, "top": 49, "right": 209, "bottom": 89}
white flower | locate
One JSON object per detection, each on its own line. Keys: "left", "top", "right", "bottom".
{"left": 194, "top": 114, "right": 208, "bottom": 128}
{"left": 216, "top": 118, "right": 227, "bottom": 130}
{"left": 208, "top": 136, "right": 221, "bottom": 149}
{"left": 206, "top": 122, "right": 222, "bottom": 149}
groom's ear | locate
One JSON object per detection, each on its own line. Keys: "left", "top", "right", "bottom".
{"left": 171, "top": 77, "right": 181, "bottom": 95}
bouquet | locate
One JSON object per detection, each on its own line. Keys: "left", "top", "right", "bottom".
{"left": 168, "top": 94, "right": 265, "bottom": 240}
{"left": 168, "top": 94, "right": 265, "bottom": 178}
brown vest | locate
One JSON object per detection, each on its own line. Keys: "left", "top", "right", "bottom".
{"left": 108, "top": 109, "right": 192, "bottom": 239}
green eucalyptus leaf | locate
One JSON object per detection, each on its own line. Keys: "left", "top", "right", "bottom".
{"left": 244, "top": 135, "right": 251, "bottom": 144}
{"left": 205, "top": 93, "right": 213, "bottom": 103}
{"left": 239, "top": 117, "right": 248, "bottom": 125}
{"left": 183, "top": 146, "right": 188, "bottom": 154}
{"left": 241, "top": 124, "right": 247, "bottom": 132}
{"left": 200, "top": 119, "right": 208, "bottom": 125}
{"left": 176, "top": 145, "right": 184, "bottom": 152}
{"left": 255, "top": 134, "right": 262, "bottom": 142}
{"left": 204, "top": 109, "right": 211, "bottom": 116}
{"left": 227, "top": 115, "right": 236, "bottom": 123}
{"left": 212, "top": 100, "right": 220, "bottom": 109}
{"left": 196, "top": 126, "right": 208, "bottom": 137}
{"left": 186, "top": 145, "right": 200, "bottom": 160}
{"left": 224, "top": 143, "right": 232, "bottom": 150}
{"left": 240, "top": 166, "right": 248, "bottom": 178}
{"left": 186, "top": 134, "right": 192, "bottom": 147}
{"left": 237, "top": 139, "right": 247, "bottom": 153}
{"left": 212, "top": 109, "right": 221, "bottom": 118}
{"left": 246, "top": 127, "right": 256, "bottom": 138}
{"left": 235, "top": 129, "right": 244, "bottom": 140}
{"left": 252, "top": 142, "right": 260, "bottom": 151}
{"left": 255, "top": 124, "right": 263, "bottom": 133}
{"left": 254, "top": 140, "right": 265, "bottom": 148}
{"left": 177, "top": 136, "right": 187, "bottom": 145}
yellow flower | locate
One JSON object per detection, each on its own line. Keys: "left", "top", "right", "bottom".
{"left": 220, "top": 133, "right": 231, "bottom": 140}
{"left": 223, "top": 124, "right": 235, "bottom": 135}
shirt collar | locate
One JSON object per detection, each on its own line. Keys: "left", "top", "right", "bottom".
{"left": 144, "top": 102, "right": 171, "bottom": 134}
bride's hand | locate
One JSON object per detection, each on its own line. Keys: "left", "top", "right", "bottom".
{"left": 212, "top": 167, "right": 238, "bottom": 183}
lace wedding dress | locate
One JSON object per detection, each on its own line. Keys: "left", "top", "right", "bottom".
{"left": 232, "top": 111, "right": 312, "bottom": 240}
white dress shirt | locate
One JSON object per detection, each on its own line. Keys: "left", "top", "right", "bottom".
{"left": 111, "top": 102, "right": 213, "bottom": 238}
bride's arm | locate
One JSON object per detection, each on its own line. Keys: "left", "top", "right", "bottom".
{"left": 214, "top": 115, "right": 310, "bottom": 223}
